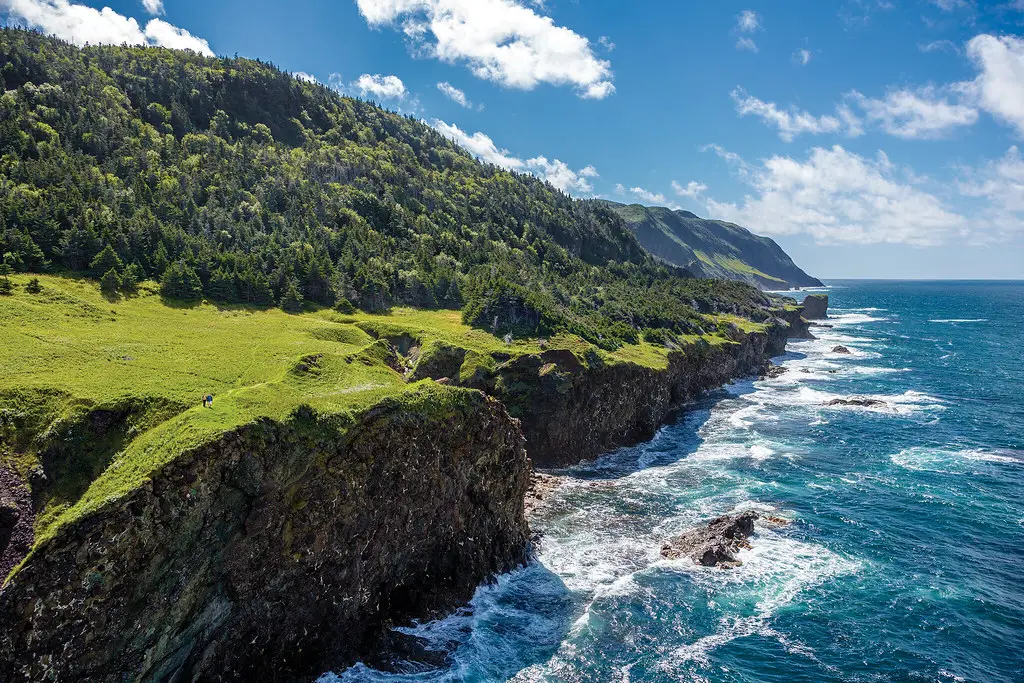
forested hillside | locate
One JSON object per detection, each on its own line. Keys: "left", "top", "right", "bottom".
{"left": 0, "top": 29, "right": 778, "bottom": 348}
{"left": 604, "top": 202, "right": 823, "bottom": 290}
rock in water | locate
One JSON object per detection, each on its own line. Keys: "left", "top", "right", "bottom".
{"left": 801, "top": 294, "right": 829, "bottom": 320}
{"left": 827, "top": 397, "right": 888, "bottom": 408}
{"left": 832, "top": 345, "right": 852, "bottom": 354}
{"left": 660, "top": 511, "right": 759, "bottom": 568}
{"left": 761, "top": 364, "right": 788, "bottom": 380}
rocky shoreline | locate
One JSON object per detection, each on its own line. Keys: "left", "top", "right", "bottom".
{"left": 0, "top": 300, "right": 819, "bottom": 681}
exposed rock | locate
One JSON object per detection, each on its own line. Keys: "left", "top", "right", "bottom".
{"left": 660, "top": 511, "right": 760, "bottom": 568}
{"left": 801, "top": 294, "right": 829, "bottom": 320}
{"left": 524, "top": 472, "right": 567, "bottom": 518}
{"left": 0, "top": 390, "right": 530, "bottom": 682}
{"left": 832, "top": 345, "right": 852, "bottom": 354}
{"left": 810, "top": 322, "right": 834, "bottom": 329}
{"left": 0, "top": 466, "right": 34, "bottom": 579}
{"left": 827, "top": 397, "right": 888, "bottom": 408}
{"left": 760, "top": 364, "right": 788, "bottom": 380}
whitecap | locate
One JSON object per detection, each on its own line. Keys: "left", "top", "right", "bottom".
{"left": 829, "top": 313, "right": 887, "bottom": 325}
{"left": 929, "top": 318, "right": 988, "bottom": 324}
{"left": 891, "top": 446, "right": 1022, "bottom": 473}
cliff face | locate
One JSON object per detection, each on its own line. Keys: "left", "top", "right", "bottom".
{"left": 602, "top": 202, "right": 823, "bottom": 290}
{"left": 0, "top": 390, "right": 529, "bottom": 682}
{"left": 457, "top": 317, "right": 803, "bottom": 468}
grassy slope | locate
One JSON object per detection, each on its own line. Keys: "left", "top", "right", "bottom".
{"left": 3, "top": 275, "right": 740, "bottom": 559}
{"left": 602, "top": 202, "right": 821, "bottom": 289}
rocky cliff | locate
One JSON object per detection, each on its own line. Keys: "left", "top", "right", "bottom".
{"left": 0, "top": 298, "right": 819, "bottom": 682}
{"left": 0, "top": 388, "right": 528, "bottom": 682}
{"left": 419, "top": 307, "right": 812, "bottom": 468}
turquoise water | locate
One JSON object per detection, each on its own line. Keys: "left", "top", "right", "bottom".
{"left": 327, "top": 281, "right": 1024, "bottom": 683}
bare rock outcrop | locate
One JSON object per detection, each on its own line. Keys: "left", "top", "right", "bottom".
{"left": 661, "top": 511, "right": 760, "bottom": 568}
{"left": 801, "top": 294, "right": 829, "bottom": 320}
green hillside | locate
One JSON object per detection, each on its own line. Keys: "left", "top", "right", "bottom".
{"left": 0, "top": 28, "right": 777, "bottom": 350}
{"left": 603, "top": 202, "right": 823, "bottom": 290}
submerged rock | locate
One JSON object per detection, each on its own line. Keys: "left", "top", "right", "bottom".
{"left": 832, "top": 345, "right": 852, "bottom": 354}
{"left": 660, "top": 511, "right": 760, "bottom": 568}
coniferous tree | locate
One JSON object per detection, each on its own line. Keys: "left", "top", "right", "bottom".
{"left": 160, "top": 262, "right": 203, "bottom": 301}
{"left": 280, "top": 278, "right": 304, "bottom": 313}
{"left": 90, "top": 245, "right": 123, "bottom": 277}
{"left": 100, "top": 268, "right": 121, "bottom": 295}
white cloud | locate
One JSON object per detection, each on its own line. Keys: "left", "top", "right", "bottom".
{"left": 353, "top": 73, "right": 407, "bottom": 100}
{"left": 793, "top": 49, "right": 812, "bottom": 66}
{"left": 628, "top": 186, "right": 679, "bottom": 208}
{"left": 432, "top": 120, "right": 524, "bottom": 168}
{"left": 437, "top": 81, "right": 471, "bottom": 107}
{"left": 142, "top": 18, "right": 214, "bottom": 54}
{"left": 672, "top": 180, "right": 707, "bottom": 198}
{"left": 294, "top": 72, "right": 319, "bottom": 84}
{"left": 965, "top": 34, "right": 1024, "bottom": 137}
{"left": 736, "top": 9, "right": 760, "bottom": 33}
{"left": 928, "top": 0, "right": 969, "bottom": 10}
{"left": 735, "top": 36, "right": 758, "bottom": 53}
{"left": 732, "top": 88, "right": 846, "bottom": 141}
{"left": 702, "top": 145, "right": 966, "bottom": 246}
{"left": 848, "top": 86, "right": 978, "bottom": 139}
{"left": 919, "top": 39, "right": 959, "bottom": 54}
{"left": 2, "top": 0, "right": 213, "bottom": 55}
{"left": 355, "top": 0, "right": 614, "bottom": 99}
{"left": 733, "top": 9, "right": 760, "bottom": 51}
{"left": 141, "top": 0, "right": 163, "bottom": 15}
{"left": 526, "top": 156, "right": 597, "bottom": 193}
{"left": 431, "top": 120, "right": 597, "bottom": 193}
{"left": 957, "top": 146, "right": 1024, "bottom": 240}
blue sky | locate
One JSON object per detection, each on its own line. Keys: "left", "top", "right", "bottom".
{"left": 3, "top": 0, "right": 1024, "bottom": 279}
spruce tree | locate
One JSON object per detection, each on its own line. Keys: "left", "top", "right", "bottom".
{"left": 160, "top": 262, "right": 203, "bottom": 301}
{"left": 100, "top": 268, "right": 121, "bottom": 295}
{"left": 280, "top": 278, "right": 304, "bottom": 313}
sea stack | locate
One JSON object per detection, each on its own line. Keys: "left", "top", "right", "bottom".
{"left": 801, "top": 294, "right": 829, "bottom": 320}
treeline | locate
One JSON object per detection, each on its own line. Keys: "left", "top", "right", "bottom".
{"left": 0, "top": 29, "right": 772, "bottom": 347}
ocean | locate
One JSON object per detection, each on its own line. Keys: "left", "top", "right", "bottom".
{"left": 325, "top": 281, "right": 1024, "bottom": 683}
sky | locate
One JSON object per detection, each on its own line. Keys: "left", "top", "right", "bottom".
{"left": 2, "top": 1, "right": 1024, "bottom": 279}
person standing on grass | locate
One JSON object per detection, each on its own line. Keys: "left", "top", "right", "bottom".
{"left": 206, "top": 394, "right": 214, "bottom": 408}
{"left": 202, "top": 395, "right": 208, "bottom": 408}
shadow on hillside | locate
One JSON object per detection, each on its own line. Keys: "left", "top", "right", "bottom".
{"left": 159, "top": 296, "right": 203, "bottom": 310}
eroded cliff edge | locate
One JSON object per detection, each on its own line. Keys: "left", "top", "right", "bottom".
{"left": 0, "top": 388, "right": 528, "bottom": 682}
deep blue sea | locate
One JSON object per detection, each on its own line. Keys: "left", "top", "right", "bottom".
{"left": 327, "top": 281, "right": 1024, "bottom": 683}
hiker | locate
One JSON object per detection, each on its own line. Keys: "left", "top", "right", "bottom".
{"left": 202, "top": 395, "right": 207, "bottom": 408}
{"left": 206, "top": 394, "right": 214, "bottom": 408}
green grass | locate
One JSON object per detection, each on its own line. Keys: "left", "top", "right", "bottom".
{"left": 0, "top": 274, "right": 748, "bottom": 571}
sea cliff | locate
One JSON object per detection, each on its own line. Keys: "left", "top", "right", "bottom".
{"left": 0, "top": 277, "right": 819, "bottom": 682}
{"left": 0, "top": 389, "right": 528, "bottom": 681}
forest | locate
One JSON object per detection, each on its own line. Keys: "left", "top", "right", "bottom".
{"left": 0, "top": 28, "right": 775, "bottom": 348}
